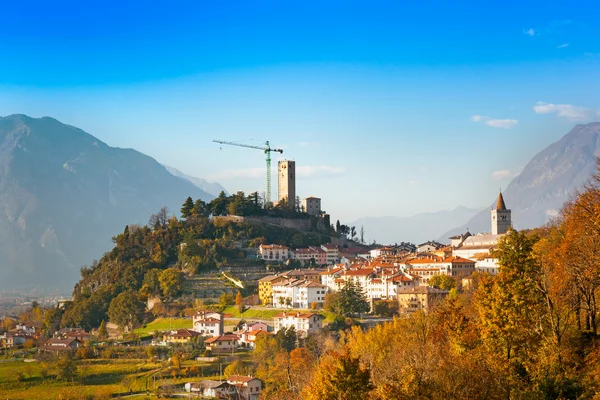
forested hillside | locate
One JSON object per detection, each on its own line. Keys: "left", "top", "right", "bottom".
{"left": 58, "top": 193, "right": 332, "bottom": 330}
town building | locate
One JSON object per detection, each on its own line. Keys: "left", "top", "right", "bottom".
{"left": 271, "top": 279, "right": 328, "bottom": 309}
{"left": 320, "top": 244, "right": 340, "bottom": 264}
{"left": 192, "top": 311, "right": 225, "bottom": 337}
{"left": 302, "top": 197, "right": 322, "bottom": 215}
{"left": 292, "top": 247, "right": 327, "bottom": 265}
{"left": 397, "top": 286, "right": 449, "bottom": 314}
{"left": 273, "top": 312, "right": 323, "bottom": 336}
{"left": 278, "top": 160, "right": 296, "bottom": 209}
{"left": 162, "top": 329, "right": 201, "bottom": 344}
{"left": 258, "top": 275, "right": 287, "bottom": 305}
{"left": 184, "top": 381, "right": 236, "bottom": 398}
{"left": 39, "top": 338, "right": 81, "bottom": 353}
{"left": 258, "top": 244, "right": 290, "bottom": 262}
{"left": 228, "top": 375, "right": 263, "bottom": 400}
{"left": 204, "top": 334, "right": 239, "bottom": 354}
{"left": 416, "top": 241, "right": 445, "bottom": 253}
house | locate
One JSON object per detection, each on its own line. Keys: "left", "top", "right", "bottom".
{"left": 228, "top": 375, "right": 263, "bottom": 400}
{"left": 0, "top": 333, "right": 27, "bottom": 348}
{"left": 273, "top": 312, "right": 323, "bottom": 336}
{"left": 397, "top": 286, "right": 448, "bottom": 314}
{"left": 55, "top": 328, "right": 92, "bottom": 342}
{"left": 295, "top": 281, "right": 328, "bottom": 309}
{"left": 193, "top": 311, "right": 224, "bottom": 337}
{"left": 258, "top": 244, "right": 289, "bottom": 262}
{"left": 162, "top": 329, "right": 201, "bottom": 344}
{"left": 292, "top": 247, "right": 327, "bottom": 265}
{"left": 282, "top": 269, "right": 325, "bottom": 283}
{"left": 272, "top": 279, "right": 328, "bottom": 309}
{"left": 40, "top": 338, "right": 81, "bottom": 353}
{"left": 320, "top": 244, "right": 340, "bottom": 264}
{"left": 320, "top": 266, "right": 345, "bottom": 289}
{"left": 237, "top": 329, "right": 270, "bottom": 349}
{"left": 204, "top": 334, "right": 239, "bottom": 354}
{"left": 258, "top": 274, "right": 287, "bottom": 305}
{"left": 184, "top": 380, "right": 236, "bottom": 398}
{"left": 417, "top": 241, "right": 445, "bottom": 253}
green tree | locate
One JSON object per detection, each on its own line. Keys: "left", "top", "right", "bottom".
{"left": 193, "top": 199, "right": 210, "bottom": 217}
{"left": 326, "top": 281, "right": 370, "bottom": 317}
{"left": 108, "top": 291, "right": 146, "bottom": 332}
{"left": 275, "top": 326, "right": 298, "bottom": 352}
{"left": 181, "top": 196, "right": 194, "bottom": 219}
{"left": 140, "top": 268, "right": 163, "bottom": 297}
{"left": 97, "top": 320, "right": 108, "bottom": 340}
{"left": 159, "top": 268, "right": 185, "bottom": 299}
{"left": 209, "top": 191, "right": 229, "bottom": 216}
{"left": 429, "top": 274, "right": 457, "bottom": 291}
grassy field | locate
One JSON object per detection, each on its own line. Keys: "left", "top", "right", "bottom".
{"left": 0, "top": 359, "right": 156, "bottom": 399}
{"left": 0, "top": 356, "right": 235, "bottom": 400}
{"left": 223, "top": 305, "right": 294, "bottom": 319}
{"left": 134, "top": 317, "right": 192, "bottom": 335}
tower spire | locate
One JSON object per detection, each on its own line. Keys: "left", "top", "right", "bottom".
{"left": 496, "top": 191, "right": 507, "bottom": 211}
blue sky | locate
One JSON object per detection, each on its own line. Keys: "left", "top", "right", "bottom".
{"left": 1, "top": 0, "right": 599, "bottom": 221}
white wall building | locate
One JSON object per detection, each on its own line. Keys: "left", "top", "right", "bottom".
{"left": 192, "top": 311, "right": 224, "bottom": 337}
{"left": 273, "top": 312, "right": 323, "bottom": 336}
{"left": 258, "top": 244, "right": 289, "bottom": 262}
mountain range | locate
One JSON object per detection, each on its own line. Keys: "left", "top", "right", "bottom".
{"left": 440, "top": 122, "right": 600, "bottom": 240}
{"left": 0, "top": 115, "right": 217, "bottom": 291}
{"left": 353, "top": 122, "right": 600, "bottom": 245}
{"left": 163, "top": 165, "right": 229, "bottom": 197}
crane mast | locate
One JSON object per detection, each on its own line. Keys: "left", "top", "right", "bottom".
{"left": 213, "top": 139, "right": 284, "bottom": 205}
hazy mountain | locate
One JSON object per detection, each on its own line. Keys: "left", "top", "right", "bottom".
{"left": 351, "top": 206, "right": 483, "bottom": 245}
{"left": 163, "top": 165, "right": 229, "bottom": 197}
{"left": 0, "top": 114, "right": 214, "bottom": 291}
{"left": 441, "top": 122, "right": 600, "bottom": 241}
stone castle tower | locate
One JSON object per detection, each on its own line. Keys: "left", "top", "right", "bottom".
{"left": 491, "top": 192, "right": 511, "bottom": 235}
{"left": 278, "top": 160, "right": 296, "bottom": 209}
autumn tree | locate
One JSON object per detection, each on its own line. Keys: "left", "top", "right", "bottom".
{"left": 303, "top": 350, "right": 373, "bottom": 400}
{"left": 236, "top": 291, "right": 244, "bottom": 313}
{"left": 159, "top": 268, "right": 185, "bottom": 299}
{"left": 224, "top": 359, "right": 246, "bottom": 377}
{"left": 97, "top": 320, "right": 108, "bottom": 340}
{"left": 429, "top": 274, "right": 457, "bottom": 291}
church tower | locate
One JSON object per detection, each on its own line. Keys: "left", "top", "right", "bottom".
{"left": 491, "top": 192, "right": 511, "bottom": 235}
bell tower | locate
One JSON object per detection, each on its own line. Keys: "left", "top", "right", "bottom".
{"left": 491, "top": 192, "right": 511, "bottom": 235}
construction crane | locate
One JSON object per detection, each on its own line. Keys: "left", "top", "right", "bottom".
{"left": 213, "top": 139, "right": 284, "bottom": 205}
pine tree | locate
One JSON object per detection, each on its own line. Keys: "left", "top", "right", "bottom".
{"left": 181, "top": 196, "right": 194, "bottom": 219}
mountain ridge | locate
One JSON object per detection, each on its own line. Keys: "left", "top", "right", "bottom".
{"left": 0, "top": 114, "right": 216, "bottom": 291}
{"left": 440, "top": 122, "right": 600, "bottom": 240}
